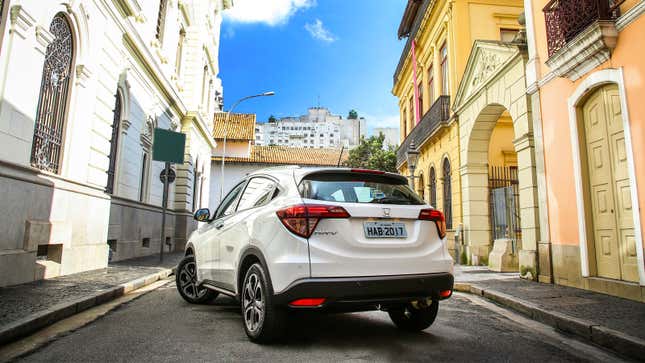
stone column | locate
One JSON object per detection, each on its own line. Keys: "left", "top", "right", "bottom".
{"left": 460, "top": 162, "right": 491, "bottom": 264}
{"left": 514, "top": 130, "right": 541, "bottom": 280}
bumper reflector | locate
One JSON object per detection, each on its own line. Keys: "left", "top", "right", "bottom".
{"left": 439, "top": 290, "right": 452, "bottom": 299}
{"left": 288, "top": 298, "right": 326, "bottom": 307}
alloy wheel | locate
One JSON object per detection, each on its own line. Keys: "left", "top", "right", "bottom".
{"left": 178, "top": 260, "right": 207, "bottom": 300}
{"left": 243, "top": 272, "right": 265, "bottom": 333}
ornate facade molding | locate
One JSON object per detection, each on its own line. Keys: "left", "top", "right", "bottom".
{"left": 140, "top": 116, "right": 155, "bottom": 149}
{"left": 75, "top": 64, "right": 92, "bottom": 87}
{"left": 470, "top": 51, "right": 503, "bottom": 90}
{"left": 616, "top": 0, "right": 645, "bottom": 31}
{"left": 34, "top": 25, "right": 54, "bottom": 55}
{"left": 453, "top": 40, "right": 521, "bottom": 114}
{"left": 9, "top": 5, "right": 35, "bottom": 39}
{"left": 544, "top": 21, "right": 617, "bottom": 81}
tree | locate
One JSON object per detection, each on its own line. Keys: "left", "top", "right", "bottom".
{"left": 344, "top": 133, "right": 397, "bottom": 172}
{"left": 268, "top": 115, "right": 277, "bottom": 123}
{"left": 348, "top": 109, "right": 358, "bottom": 119}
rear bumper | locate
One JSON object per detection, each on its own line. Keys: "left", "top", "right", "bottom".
{"left": 273, "top": 272, "right": 454, "bottom": 310}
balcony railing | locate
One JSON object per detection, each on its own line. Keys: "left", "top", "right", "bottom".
{"left": 396, "top": 95, "right": 450, "bottom": 167}
{"left": 543, "top": 0, "right": 620, "bottom": 57}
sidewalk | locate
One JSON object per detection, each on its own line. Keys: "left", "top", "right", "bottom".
{"left": 454, "top": 266, "right": 645, "bottom": 360}
{"left": 0, "top": 252, "right": 183, "bottom": 346}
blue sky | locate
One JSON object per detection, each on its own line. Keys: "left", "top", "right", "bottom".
{"left": 219, "top": 0, "right": 405, "bottom": 134}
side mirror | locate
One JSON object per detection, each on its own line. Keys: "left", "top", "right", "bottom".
{"left": 194, "top": 208, "right": 210, "bottom": 222}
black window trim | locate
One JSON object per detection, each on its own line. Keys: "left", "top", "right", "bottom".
{"left": 211, "top": 180, "right": 247, "bottom": 222}
{"left": 235, "top": 175, "right": 280, "bottom": 214}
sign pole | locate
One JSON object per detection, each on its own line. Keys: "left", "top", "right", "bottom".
{"left": 160, "top": 161, "right": 170, "bottom": 263}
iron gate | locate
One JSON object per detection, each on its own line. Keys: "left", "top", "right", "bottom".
{"left": 489, "top": 166, "right": 521, "bottom": 247}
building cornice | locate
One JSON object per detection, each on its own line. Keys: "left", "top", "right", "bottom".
{"left": 184, "top": 112, "right": 217, "bottom": 149}
{"left": 616, "top": 0, "right": 645, "bottom": 31}
{"left": 102, "top": 0, "right": 217, "bottom": 150}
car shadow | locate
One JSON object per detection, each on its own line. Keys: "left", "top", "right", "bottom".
{"left": 204, "top": 294, "right": 445, "bottom": 357}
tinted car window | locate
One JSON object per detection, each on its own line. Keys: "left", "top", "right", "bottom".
{"left": 214, "top": 182, "right": 245, "bottom": 220}
{"left": 299, "top": 172, "right": 424, "bottom": 205}
{"left": 237, "top": 177, "right": 277, "bottom": 211}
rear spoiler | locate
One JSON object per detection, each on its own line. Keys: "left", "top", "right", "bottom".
{"left": 295, "top": 168, "right": 408, "bottom": 185}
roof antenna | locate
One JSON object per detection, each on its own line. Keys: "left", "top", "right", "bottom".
{"left": 337, "top": 145, "right": 345, "bottom": 167}
{"left": 317, "top": 94, "right": 320, "bottom": 108}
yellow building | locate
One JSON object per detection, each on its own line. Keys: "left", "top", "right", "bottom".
{"left": 393, "top": 0, "right": 523, "bottom": 261}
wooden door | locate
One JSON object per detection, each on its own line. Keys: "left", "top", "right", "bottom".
{"left": 582, "top": 84, "right": 638, "bottom": 282}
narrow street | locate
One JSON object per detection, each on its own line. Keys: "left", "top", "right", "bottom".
{"left": 12, "top": 280, "right": 624, "bottom": 362}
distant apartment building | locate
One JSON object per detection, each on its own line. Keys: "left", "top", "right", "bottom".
{"left": 210, "top": 113, "right": 348, "bottom": 206}
{"left": 255, "top": 107, "right": 366, "bottom": 149}
{"left": 373, "top": 127, "right": 399, "bottom": 149}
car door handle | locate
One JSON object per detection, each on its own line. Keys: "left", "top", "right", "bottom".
{"left": 214, "top": 222, "right": 224, "bottom": 230}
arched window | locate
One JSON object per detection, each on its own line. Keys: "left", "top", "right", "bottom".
{"left": 192, "top": 159, "right": 201, "bottom": 210}
{"left": 442, "top": 158, "right": 452, "bottom": 229}
{"left": 106, "top": 90, "right": 122, "bottom": 194}
{"left": 201, "top": 65, "right": 209, "bottom": 107}
{"left": 417, "top": 173, "right": 425, "bottom": 201}
{"left": 429, "top": 166, "right": 437, "bottom": 207}
{"left": 31, "top": 14, "right": 74, "bottom": 173}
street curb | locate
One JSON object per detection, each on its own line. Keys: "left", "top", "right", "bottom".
{"left": 455, "top": 282, "right": 645, "bottom": 360}
{"left": 0, "top": 267, "right": 175, "bottom": 346}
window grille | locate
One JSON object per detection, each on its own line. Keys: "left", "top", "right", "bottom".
{"left": 30, "top": 14, "right": 74, "bottom": 174}
{"left": 155, "top": 0, "right": 168, "bottom": 43}
{"left": 442, "top": 158, "right": 453, "bottom": 229}
{"left": 429, "top": 166, "right": 437, "bottom": 207}
{"left": 139, "top": 153, "right": 148, "bottom": 202}
{"left": 106, "top": 91, "right": 122, "bottom": 194}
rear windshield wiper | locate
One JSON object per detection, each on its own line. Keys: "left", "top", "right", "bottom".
{"left": 369, "top": 196, "right": 412, "bottom": 205}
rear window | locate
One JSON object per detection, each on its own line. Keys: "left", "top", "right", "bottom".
{"left": 299, "top": 172, "right": 424, "bottom": 205}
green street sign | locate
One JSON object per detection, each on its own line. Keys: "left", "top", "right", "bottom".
{"left": 153, "top": 128, "right": 185, "bottom": 164}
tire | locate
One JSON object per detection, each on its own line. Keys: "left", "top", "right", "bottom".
{"left": 241, "top": 263, "right": 286, "bottom": 343}
{"left": 388, "top": 300, "right": 439, "bottom": 332}
{"left": 176, "top": 255, "right": 218, "bottom": 304}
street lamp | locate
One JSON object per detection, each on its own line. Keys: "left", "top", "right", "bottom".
{"left": 220, "top": 91, "right": 275, "bottom": 203}
{"left": 406, "top": 141, "right": 420, "bottom": 191}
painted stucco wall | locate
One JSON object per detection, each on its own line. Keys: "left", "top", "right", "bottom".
{"left": 488, "top": 115, "right": 516, "bottom": 167}
{"left": 538, "top": 15, "right": 645, "bottom": 251}
{"left": 532, "top": 2, "right": 645, "bottom": 296}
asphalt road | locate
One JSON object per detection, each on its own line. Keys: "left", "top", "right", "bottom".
{"left": 15, "top": 280, "right": 624, "bottom": 362}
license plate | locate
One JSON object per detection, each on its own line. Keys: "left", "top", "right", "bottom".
{"left": 363, "top": 222, "right": 407, "bottom": 238}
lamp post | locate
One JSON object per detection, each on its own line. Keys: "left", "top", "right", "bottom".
{"left": 406, "top": 141, "right": 420, "bottom": 191}
{"left": 220, "top": 91, "right": 275, "bottom": 203}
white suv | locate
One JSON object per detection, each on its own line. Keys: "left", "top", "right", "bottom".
{"left": 175, "top": 167, "right": 454, "bottom": 343}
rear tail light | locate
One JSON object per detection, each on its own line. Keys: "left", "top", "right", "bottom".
{"left": 288, "top": 298, "right": 326, "bottom": 307}
{"left": 419, "top": 209, "right": 447, "bottom": 239}
{"left": 439, "top": 290, "right": 452, "bottom": 299}
{"left": 276, "top": 204, "right": 350, "bottom": 238}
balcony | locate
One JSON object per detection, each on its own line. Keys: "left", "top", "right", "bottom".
{"left": 396, "top": 96, "right": 450, "bottom": 167}
{"left": 543, "top": 0, "right": 620, "bottom": 80}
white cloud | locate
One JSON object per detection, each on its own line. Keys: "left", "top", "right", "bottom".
{"left": 304, "top": 19, "right": 336, "bottom": 43}
{"left": 359, "top": 113, "right": 400, "bottom": 137}
{"left": 367, "top": 114, "right": 400, "bottom": 129}
{"left": 224, "top": 0, "right": 315, "bottom": 26}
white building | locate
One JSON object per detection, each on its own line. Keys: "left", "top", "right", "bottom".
{"left": 373, "top": 127, "right": 400, "bottom": 149}
{"left": 255, "top": 107, "right": 366, "bottom": 149}
{"left": 0, "top": 0, "right": 228, "bottom": 286}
